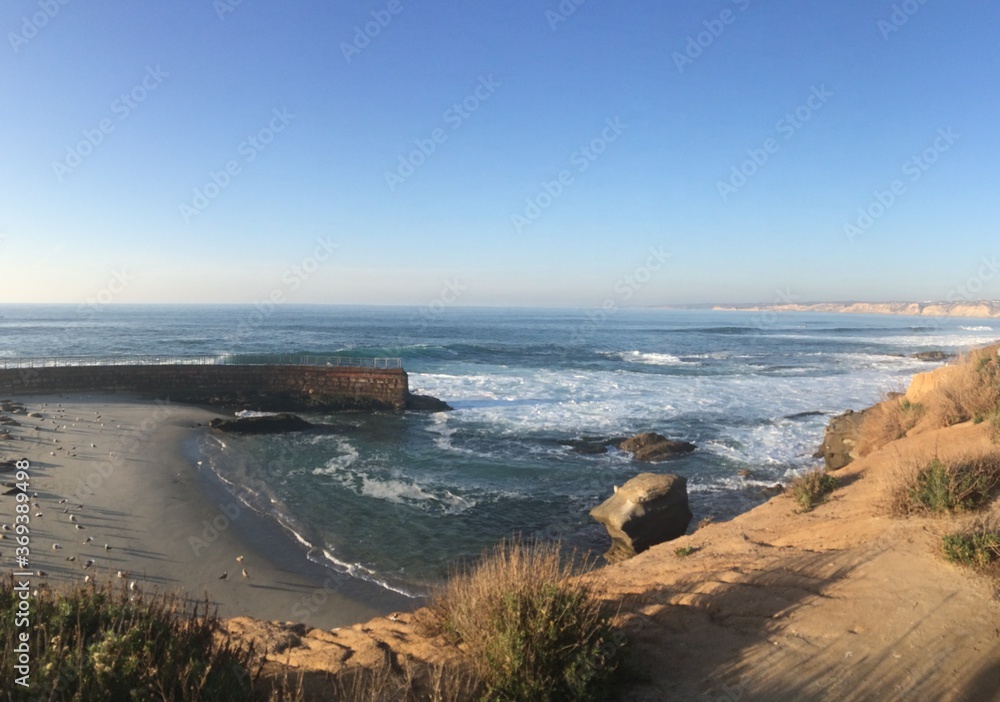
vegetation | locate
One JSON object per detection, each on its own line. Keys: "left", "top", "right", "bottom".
{"left": 941, "top": 525, "right": 1000, "bottom": 569}
{"left": 427, "top": 539, "right": 623, "bottom": 702}
{"left": 673, "top": 545, "right": 696, "bottom": 557}
{"left": 788, "top": 469, "right": 838, "bottom": 511}
{"left": 0, "top": 578, "right": 261, "bottom": 702}
{"left": 891, "top": 455, "right": 1000, "bottom": 516}
{"left": 856, "top": 344, "right": 1000, "bottom": 456}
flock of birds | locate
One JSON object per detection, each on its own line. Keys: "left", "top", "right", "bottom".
{"left": 1, "top": 402, "right": 252, "bottom": 592}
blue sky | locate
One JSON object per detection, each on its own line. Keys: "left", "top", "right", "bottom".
{"left": 0, "top": 0, "right": 997, "bottom": 307}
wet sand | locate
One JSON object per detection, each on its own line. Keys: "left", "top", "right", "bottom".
{"left": 0, "top": 394, "right": 412, "bottom": 629}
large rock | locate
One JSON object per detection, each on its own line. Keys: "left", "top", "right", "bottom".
{"left": 590, "top": 472, "right": 692, "bottom": 563}
{"left": 405, "top": 393, "right": 453, "bottom": 412}
{"left": 616, "top": 432, "right": 695, "bottom": 461}
{"left": 209, "top": 413, "right": 312, "bottom": 434}
{"left": 818, "top": 410, "right": 866, "bottom": 470}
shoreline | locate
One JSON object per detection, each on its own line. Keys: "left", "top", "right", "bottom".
{"left": 0, "top": 393, "right": 410, "bottom": 629}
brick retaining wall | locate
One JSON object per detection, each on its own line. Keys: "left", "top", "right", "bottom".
{"left": 0, "top": 365, "right": 409, "bottom": 412}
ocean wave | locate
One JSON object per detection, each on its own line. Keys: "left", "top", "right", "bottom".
{"left": 612, "top": 350, "right": 695, "bottom": 366}
{"left": 960, "top": 325, "right": 993, "bottom": 332}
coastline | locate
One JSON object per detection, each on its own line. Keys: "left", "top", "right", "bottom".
{"left": 1, "top": 394, "right": 410, "bottom": 629}
{"left": 699, "top": 301, "right": 1000, "bottom": 319}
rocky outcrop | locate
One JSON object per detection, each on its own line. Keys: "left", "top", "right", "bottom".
{"left": 912, "top": 351, "right": 954, "bottom": 362}
{"left": 818, "top": 409, "right": 866, "bottom": 470}
{"left": 616, "top": 433, "right": 695, "bottom": 461}
{"left": 405, "top": 393, "right": 453, "bottom": 412}
{"left": 209, "top": 413, "right": 313, "bottom": 434}
{"left": 590, "top": 472, "right": 692, "bottom": 563}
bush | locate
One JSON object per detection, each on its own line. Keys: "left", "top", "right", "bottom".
{"left": 901, "top": 456, "right": 1000, "bottom": 515}
{"left": 0, "top": 578, "right": 262, "bottom": 702}
{"left": 428, "top": 539, "right": 623, "bottom": 702}
{"left": 788, "top": 469, "right": 838, "bottom": 511}
{"left": 942, "top": 525, "right": 1000, "bottom": 568}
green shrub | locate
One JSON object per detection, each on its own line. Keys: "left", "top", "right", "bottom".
{"left": 789, "top": 469, "right": 838, "bottom": 511}
{"left": 906, "top": 457, "right": 1000, "bottom": 514}
{"left": 674, "top": 545, "right": 696, "bottom": 558}
{"left": 942, "top": 527, "right": 1000, "bottom": 568}
{"left": 428, "top": 539, "right": 623, "bottom": 702}
{"left": 0, "top": 578, "right": 262, "bottom": 702}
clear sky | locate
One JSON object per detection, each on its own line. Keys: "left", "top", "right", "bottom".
{"left": 1, "top": 0, "right": 997, "bottom": 307}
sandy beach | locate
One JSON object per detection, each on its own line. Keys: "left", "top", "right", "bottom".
{"left": 0, "top": 394, "right": 411, "bottom": 629}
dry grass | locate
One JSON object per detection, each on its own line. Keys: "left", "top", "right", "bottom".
{"left": 856, "top": 344, "right": 1000, "bottom": 457}
{"left": 922, "top": 344, "right": 1000, "bottom": 429}
{"left": 856, "top": 394, "right": 923, "bottom": 457}
{"left": 881, "top": 452, "right": 1000, "bottom": 517}
{"left": 426, "top": 539, "right": 623, "bottom": 702}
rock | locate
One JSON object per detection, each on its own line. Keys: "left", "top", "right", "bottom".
{"left": 405, "top": 393, "right": 452, "bottom": 412}
{"left": 818, "top": 410, "right": 867, "bottom": 470}
{"left": 784, "top": 411, "right": 825, "bottom": 421}
{"left": 27, "top": 411, "right": 43, "bottom": 419}
{"left": 912, "top": 351, "right": 955, "bottom": 362}
{"left": 209, "top": 413, "right": 313, "bottom": 434}
{"left": 616, "top": 433, "right": 695, "bottom": 462}
{"left": 562, "top": 438, "right": 611, "bottom": 455}
{"left": 590, "top": 472, "right": 692, "bottom": 563}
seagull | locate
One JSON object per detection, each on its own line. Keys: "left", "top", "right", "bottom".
{"left": 52, "top": 543, "right": 62, "bottom": 550}
{"left": 90, "top": 443, "right": 96, "bottom": 448}
{"left": 83, "top": 536, "right": 93, "bottom": 543}
{"left": 104, "top": 544, "right": 111, "bottom": 551}
{"left": 235, "top": 555, "right": 244, "bottom": 563}
{"left": 83, "top": 559, "right": 94, "bottom": 569}
{"left": 241, "top": 568, "right": 249, "bottom": 579}
{"left": 218, "top": 572, "right": 228, "bottom": 580}
{"left": 75, "top": 524, "right": 83, "bottom": 530}
{"left": 66, "top": 556, "right": 76, "bottom": 562}
{"left": 36, "top": 570, "right": 48, "bottom": 577}
{"left": 129, "top": 580, "right": 137, "bottom": 591}
{"left": 116, "top": 570, "right": 126, "bottom": 578}
{"left": 34, "top": 512, "right": 42, "bottom": 517}
{"left": 69, "top": 514, "right": 76, "bottom": 522}
{"left": 84, "top": 575, "right": 91, "bottom": 583}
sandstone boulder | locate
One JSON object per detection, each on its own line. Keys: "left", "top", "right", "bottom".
{"left": 616, "top": 432, "right": 695, "bottom": 461}
{"left": 818, "top": 409, "right": 866, "bottom": 470}
{"left": 590, "top": 472, "right": 692, "bottom": 563}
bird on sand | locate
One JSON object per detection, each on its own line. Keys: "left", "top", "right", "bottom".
{"left": 218, "top": 572, "right": 228, "bottom": 580}
{"left": 241, "top": 568, "right": 249, "bottom": 579}
{"left": 235, "top": 555, "right": 244, "bottom": 563}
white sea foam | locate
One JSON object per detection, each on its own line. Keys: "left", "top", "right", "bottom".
{"left": 960, "top": 325, "right": 993, "bottom": 332}
{"left": 235, "top": 410, "right": 279, "bottom": 418}
{"left": 611, "top": 350, "right": 695, "bottom": 366}
{"left": 311, "top": 439, "right": 359, "bottom": 476}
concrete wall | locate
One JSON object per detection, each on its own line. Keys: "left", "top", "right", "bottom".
{"left": 0, "top": 365, "right": 409, "bottom": 412}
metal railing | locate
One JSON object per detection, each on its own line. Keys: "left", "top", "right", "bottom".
{"left": 0, "top": 355, "right": 403, "bottom": 370}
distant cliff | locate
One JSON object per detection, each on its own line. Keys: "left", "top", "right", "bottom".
{"left": 709, "top": 301, "right": 1000, "bottom": 318}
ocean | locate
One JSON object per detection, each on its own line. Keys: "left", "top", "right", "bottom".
{"left": 2, "top": 304, "right": 997, "bottom": 598}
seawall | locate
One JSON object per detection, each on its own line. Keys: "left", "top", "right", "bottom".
{"left": 0, "top": 364, "right": 409, "bottom": 412}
